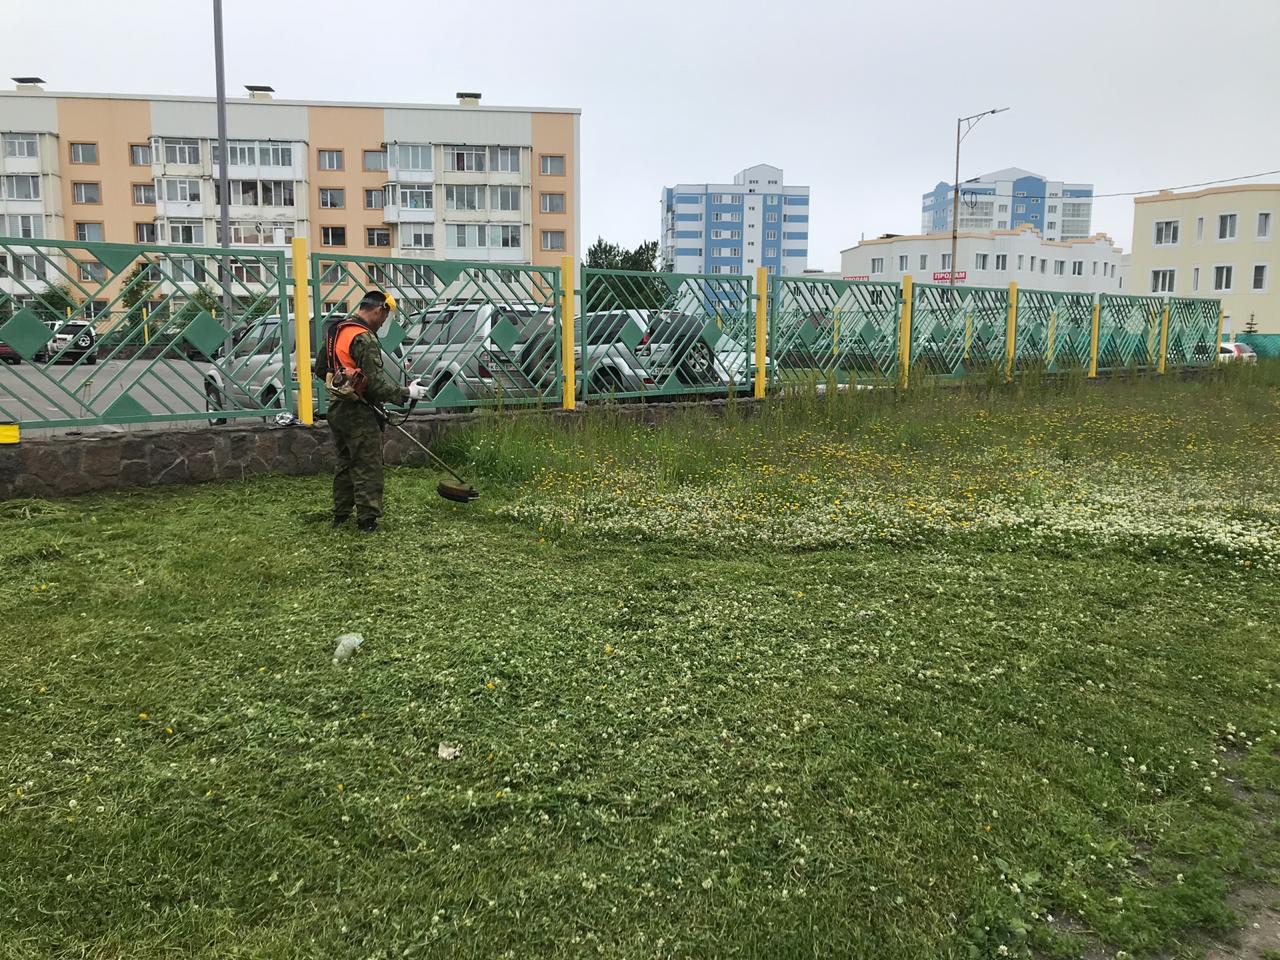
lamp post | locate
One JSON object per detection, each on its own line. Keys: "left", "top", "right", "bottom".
{"left": 213, "top": 0, "right": 231, "bottom": 317}
{"left": 950, "top": 107, "right": 1009, "bottom": 293}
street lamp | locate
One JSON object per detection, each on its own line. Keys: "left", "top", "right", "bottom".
{"left": 213, "top": 0, "right": 231, "bottom": 317}
{"left": 950, "top": 107, "right": 1009, "bottom": 292}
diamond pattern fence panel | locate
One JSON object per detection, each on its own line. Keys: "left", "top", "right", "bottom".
{"left": 1098, "top": 294, "right": 1162, "bottom": 372}
{"left": 1166, "top": 297, "right": 1221, "bottom": 367}
{"left": 579, "top": 268, "right": 754, "bottom": 400}
{"left": 770, "top": 276, "right": 901, "bottom": 385}
{"left": 0, "top": 236, "right": 289, "bottom": 429}
{"left": 909, "top": 282, "right": 1009, "bottom": 378}
{"left": 310, "top": 254, "right": 561, "bottom": 411}
{"left": 1014, "top": 289, "right": 1095, "bottom": 372}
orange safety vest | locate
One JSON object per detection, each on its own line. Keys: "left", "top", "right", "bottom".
{"left": 325, "top": 320, "right": 374, "bottom": 398}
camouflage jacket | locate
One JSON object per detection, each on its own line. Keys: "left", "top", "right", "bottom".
{"left": 328, "top": 327, "right": 407, "bottom": 406}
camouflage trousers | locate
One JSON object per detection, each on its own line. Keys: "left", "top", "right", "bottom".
{"left": 328, "top": 400, "right": 384, "bottom": 522}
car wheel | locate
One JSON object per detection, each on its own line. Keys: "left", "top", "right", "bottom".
{"left": 85, "top": 354, "right": 98, "bottom": 366}
{"left": 589, "top": 368, "right": 625, "bottom": 397}
{"left": 2, "top": 357, "right": 17, "bottom": 366}
{"left": 678, "top": 342, "right": 714, "bottom": 384}
{"left": 205, "top": 381, "right": 228, "bottom": 426}
{"left": 260, "top": 386, "right": 280, "bottom": 422}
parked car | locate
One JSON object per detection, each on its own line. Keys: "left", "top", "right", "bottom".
{"left": 34, "top": 321, "right": 98, "bottom": 365}
{"left": 637, "top": 310, "right": 757, "bottom": 393}
{"left": 203, "top": 319, "right": 292, "bottom": 425}
{"left": 0, "top": 341, "right": 20, "bottom": 365}
{"left": 1218, "top": 342, "right": 1258, "bottom": 364}
{"left": 398, "top": 303, "right": 500, "bottom": 402}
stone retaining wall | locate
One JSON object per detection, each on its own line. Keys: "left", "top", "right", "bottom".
{"left": 0, "top": 400, "right": 749, "bottom": 500}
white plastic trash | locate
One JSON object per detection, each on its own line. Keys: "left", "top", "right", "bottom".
{"left": 332, "top": 633, "right": 364, "bottom": 664}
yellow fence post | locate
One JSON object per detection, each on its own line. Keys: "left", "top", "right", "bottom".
{"left": 290, "top": 236, "right": 314, "bottom": 425}
{"left": 1004, "top": 281, "right": 1018, "bottom": 382}
{"left": 0, "top": 423, "right": 18, "bottom": 444}
{"left": 754, "top": 267, "right": 768, "bottom": 399}
{"left": 1046, "top": 306, "right": 1057, "bottom": 371}
{"left": 1088, "top": 296, "right": 1101, "bottom": 379}
{"left": 1215, "top": 304, "right": 1225, "bottom": 349}
{"left": 963, "top": 310, "right": 972, "bottom": 363}
{"left": 897, "top": 274, "right": 913, "bottom": 390}
{"left": 142, "top": 306, "right": 150, "bottom": 345}
{"left": 562, "top": 254, "right": 576, "bottom": 410}
{"left": 1157, "top": 298, "right": 1170, "bottom": 375}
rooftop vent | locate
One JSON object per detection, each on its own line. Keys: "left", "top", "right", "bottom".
{"left": 245, "top": 84, "right": 274, "bottom": 100}
{"left": 456, "top": 91, "right": 481, "bottom": 106}
{"left": 12, "top": 77, "right": 46, "bottom": 91}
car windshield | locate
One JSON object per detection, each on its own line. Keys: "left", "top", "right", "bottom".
{"left": 232, "top": 324, "right": 281, "bottom": 358}
{"left": 582, "top": 311, "right": 643, "bottom": 346}
{"left": 407, "top": 308, "right": 487, "bottom": 345}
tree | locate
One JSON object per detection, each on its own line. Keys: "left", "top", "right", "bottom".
{"left": 1244, "top": 313, "right": 1259, "bottom": 335}
{"left": 31, "top": 282, "right": 77, "bottom": 326}
{"left": 584, "top": 237, "right": 665, "bottom": 312}
{"left": 585, "top": 237, "right": 659, "bottom": 272}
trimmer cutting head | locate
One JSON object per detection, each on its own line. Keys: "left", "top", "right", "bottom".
{"left": 437, "top": 480, "right": 480, "bottom": 503}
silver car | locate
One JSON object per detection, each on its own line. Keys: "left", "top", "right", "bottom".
{"left": 203, "top": 319, "right": 291, "bottom": 424}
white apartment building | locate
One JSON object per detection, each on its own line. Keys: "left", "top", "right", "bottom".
{"left": 921, "top": 167, "right": 1094, "bottom": 242}
{"left": 841, "top": 224, "right": 1125, "bottom": 294}
{"left": 661, "top": 164, "right": 810, "bottom": 281}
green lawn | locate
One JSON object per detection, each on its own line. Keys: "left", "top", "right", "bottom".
{"left": 2, "top": 369, "right": 1279, "bottom": 959}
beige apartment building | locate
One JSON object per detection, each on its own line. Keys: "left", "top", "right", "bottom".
{"left": 1129, "top": 184, "right": 1277, "bottom": 333}
{"left": 0, "top": 81, "right": 580, "bottom": 278}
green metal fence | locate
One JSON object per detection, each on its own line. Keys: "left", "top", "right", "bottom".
{"left": 0, "top": 234, "right": 1229, "bottom": 431}
{"left": 310, "top": 253, "right": 560, "bottom": 411}
{"left": 0, "top": 236, "right": 289, "bottom": 429}
{"left": 769, "top": 276, "right": 900, "bottom": 384}
{"left": 578, "top": 268, "right": 755, "bottom": 399}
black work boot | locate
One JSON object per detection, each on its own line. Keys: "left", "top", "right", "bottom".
{"left": 333, "top": 514, "right": 350, "bottom": 527}
{"left": 356, "top": 517, "right": 379, "bottom": 533}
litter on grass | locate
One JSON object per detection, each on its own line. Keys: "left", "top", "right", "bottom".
{"left": 332, "top": 633, "right": 364, "bottom": 664}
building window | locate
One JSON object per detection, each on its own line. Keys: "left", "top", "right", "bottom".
{"left": 1052, "top": 260, "right": 1064, "bottom": 275}
{"left": 70, "top": 142, "right": 98, "bottom": 164}
{"left": 1048, "top": 204, "right": 1058, "bottom": 213}
{"left": 492, "top": 185, "right": 521, "bottom": 212}
{"left": 870, "top": 257, "right": 885, "bottom": 275}
{"left": 445, "top": 184, "right": 485, "bottom": 211}
{"left": 541, "top": 229, "right": 566, "bottom": 251}
{"left": 1047, "top": 221, "right": 1056, "bottom": 231}
{"left": 1154, "top": 220, "right": 1179, "bottom": 245}
{"left": 162, "top": 138, "right": 200, "bottom": 165}
{"left": 135, "top": 222, "right": 157, "bottom": 243}
{"left": 1259, "top": 212, "right": 1272, "bottom": 239}
{"left": 444, "top": 145, "right": 487, "bottom": 172}
{"left": 132, "top": 183, "right": 156, "bottom": 205}
{"left": 1072, "top": 260, "right": 1083, "bottom": 276}
{"left": 919, "top": 254, "right": 928, "bottom": 270}
{"left": 259, "top": 142, "right": 293, "bottom": 166}
{"left": 1092, "top": 261, "right": 1098, "bottom": 275}
{"left": 2, "top": 175, "right": 40, "bottom": 200}
{"left": 765, "top": 230, "right": 778, "bottom": 241}
{"left": 77, "top": 260, "right": 106, "bottom": 282}
{"left": 974, "top": 253, "right": 989, "bottom": 270}
{"left": 367, "top": 227, "right": 391, "bottom": 247}
{"left": 1253, "top": 264, "right": 1268, "bottom": 291}
{"left": 540, "top": 155, "right": 566, "bottom": 176}
{"left": 74, "top": 222, "right": 103, "bottom": 242}
{"left": 395, "top": 184, "right": 433, "bottom": 210}
{"left": 1149, "top": 269, "right": 1174, "bottom": 293}
{"left": 766, "top": 213, "right": 778, "bottom": 223}
{"left": 318, "top": 149, "right": 344, "bottom": 171}
{"left": 393, "top": 143, "right": 432, "bottom": 171}
{"left": 261, "top": 181, "right": 294, "bottom": 206}
{"left": 998, "top": 203, "right": 1008, "bottom": 213}
{"left": 448, "top": 224, "right": 488, "bottom": 249}
{"left": 1030, "top": 256, "right": 1037, "bottom": 271}
{"left": 1196, "top": 217, "right": 1204, "bottom": 241}
{"left": 321, "top": 226, "right": 347, "bottom": 247}
{"left": 1015, "top": 204, "right": 1026, "bottom": 213}
{"left": 164, "top": 178, "right": 200, "bottom": 202}
{"left": 363, "top": 149, "right": 387, "bottom": 172}
{"left": 995, "top": 253, "right": 1008, "bottom": 271}
{"left": 72, "top": 182, "right": 101, "bottom": 204}
{"left": 2, "top": 133, "right": 37, "bottom": 158}
{"left": 5, "top": 214, "right": 43, "bottom": 239}
{"left": 490, "top": 146, "right": 521, "bottom": 172}
{"left": 364, "top": 188, "right": 385, "bottom": 210}
{"left": 898, "top": 255, "right": 909, "bottom": 271}
{"left": 997, "top": 221, "right": 1008, "bottom": 229}
{"left": 128, "top": 143, "right": 152, "bottom": 166}
{"left": 941, "top": 253, "right": 952, "bottom": 270}
{"left": 168, "top": 219, "right": 204, "bottom": 244}
{"left": 319, "top": 187, "right": 345, "bottom": 209}
{"left": 1218, "top": 213, "right": 1237, "bottom": 240}
{"left": 494, "top": 224, "right": 522, "bottom": 248}
{"left": 1040, "top": 260, "right": 1047, "bottom": 274}
{"left": 540, "top": 192, "right": 565, "bottom": 214}
{"left": 401, "top": 223, "right": 433, "bottom": 249}
{"left": 1017, "top": 254, "right": 1024, "bottom": 270}
{"left": 1192, "top": 267, "right": 1200, "bottom": 292}
{"left": 1214, "top": 264, "right": 1233, "bottom": 290}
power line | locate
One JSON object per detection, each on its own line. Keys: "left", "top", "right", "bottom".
{"left": 1089, "top": 169, "right": 1280, "bottom": 199}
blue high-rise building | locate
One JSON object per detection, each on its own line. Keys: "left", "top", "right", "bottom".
{"left": 661, "top": 164, "right": 810, "bottom": 277}
{"left": 921, "top": 167, "right": 1094, "bottom": 242}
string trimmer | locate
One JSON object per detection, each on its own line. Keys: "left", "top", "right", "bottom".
{"left": 365, "top": 399, "right": 480, "bottom": 503}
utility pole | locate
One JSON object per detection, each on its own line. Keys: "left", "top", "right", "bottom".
{"left": 213, "top": 0, "right": 232, "bottom": 318}
{"left": 950, "top": 107, "right": 1009, "bottom": 294}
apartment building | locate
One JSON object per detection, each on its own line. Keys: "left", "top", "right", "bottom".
{"left": 660, "top": 164, "right": 810, "bottom": 279}
{"left": 921, "top": 167, "right": 1094, "bottom": 242}
{"left": 0, "top": 81, "right": 580, "bottom": 273}
{"left": 1129, "top": 184, "right": 1277, "bottom": 332}
{"left": 841, "top": 224, "right": 1125, "bottom": 294}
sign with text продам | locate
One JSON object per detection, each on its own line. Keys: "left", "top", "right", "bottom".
{"left": 844, "top": 275, "right": 869, "bottom": 281}
{"left": 933, "top": 271, "right": 967, "bottom": 283}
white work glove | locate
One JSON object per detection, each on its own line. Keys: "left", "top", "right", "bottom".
{"left": 407, "top": 379, "right": 430, "bottom": 401}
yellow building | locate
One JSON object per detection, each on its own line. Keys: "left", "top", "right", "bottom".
{"left": 0, "top": 81, "right": 580, "bottom": 272}
{"left": 1129, "top": 184, "right": 1277, "bottom": 333}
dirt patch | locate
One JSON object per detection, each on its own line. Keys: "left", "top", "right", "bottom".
{"left": 1203, "top": 885, "right": 1280, "bottom": 959}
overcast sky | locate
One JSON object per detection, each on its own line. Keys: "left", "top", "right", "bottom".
{"left": 10, "top": 0, "right": 1279, "bottom": 267}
